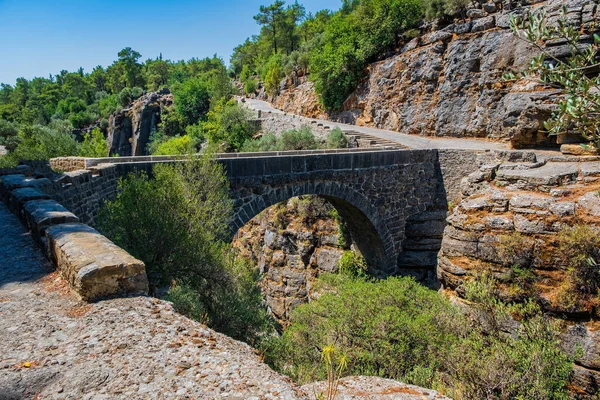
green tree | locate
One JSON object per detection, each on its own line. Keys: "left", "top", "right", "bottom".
{"left": 254, "top": 1, "right": 286, "bottom": 55}
{"left": 173, "top": 78, "right": 211, "bottom": 125}
{"left": 80, "top": 128, "right": 108, "bottom": 157}
{"left": 117, "top": 47, "right": 143, "bottom": 88}
{"left": 97, "top": 155, "right": 274, "bottom": 343}
{"left": 202, "top": 99, "right": 257, "bottom": 150}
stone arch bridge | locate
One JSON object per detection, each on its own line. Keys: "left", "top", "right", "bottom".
{"left": 94, "top": 149, "right": 450, "bottom": 277}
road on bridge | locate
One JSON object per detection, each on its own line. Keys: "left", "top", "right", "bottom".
{"left": 242, "top": 97, "right": 510, "bottom": 151}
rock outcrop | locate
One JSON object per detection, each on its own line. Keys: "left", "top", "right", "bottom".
{"left": 106, "top": 89, "right": 173, "bottom": 157}
{"left": 233, "top": 196, "right": 348, "bottom": 324}
{"left": 438, "top": 152, "right": 600, "bottom": 398}
{"left": 270, "top": 0, "right": 597, "bottom": 148}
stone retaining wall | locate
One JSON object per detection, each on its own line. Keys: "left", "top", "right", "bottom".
{"left": 0, "top": 167, "right": 148, "bottom": 301}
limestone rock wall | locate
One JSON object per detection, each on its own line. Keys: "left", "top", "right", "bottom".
{"left": 438, "top": 153, "right": 600, "bottom": 398}
{"left": 232, "top": 196, "right": 348, "bottom": 325}
{"left": 272, "top": 0, "right": 598, "bottom": 148}
{"left": 107, "top": 89, "right": 173, "bottom": 157}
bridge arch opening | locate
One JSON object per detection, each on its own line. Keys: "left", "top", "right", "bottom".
{"left": 231, "top": 191, "right": 393, "bottom": 277}
{"left": 232, "top": 194, "right": 390, "bottom": 324}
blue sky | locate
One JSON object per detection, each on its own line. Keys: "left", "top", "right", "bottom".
{"left": 0, "top": 0, "right": 341, "bottom": 85}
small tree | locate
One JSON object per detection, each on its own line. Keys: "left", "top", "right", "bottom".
{"left": 80, "top": 128, "right": 108, "bottom": 157}
{"left": 508, "top": 9, "right": 600, "bottom": 150}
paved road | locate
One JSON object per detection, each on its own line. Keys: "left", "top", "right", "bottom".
{"left": 243, "top": 98, "right": 511, "bottom": 151}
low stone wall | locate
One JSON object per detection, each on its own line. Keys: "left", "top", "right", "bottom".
{"left": 46, "top": 223, "right": 148, "bottom": 301}
{"left": 0, "top": 167, "right": 148, "bottom": 302}
{"left": 51, "top": 163, "right": 120, "bottom": 225}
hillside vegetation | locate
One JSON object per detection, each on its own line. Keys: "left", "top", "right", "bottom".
{"left": 231, "top": 0, "right": 468, "bottom": 109}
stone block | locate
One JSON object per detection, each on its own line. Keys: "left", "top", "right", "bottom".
{"left": 8, "top": 187, "right": 51, "bottom": 215}
{"left": 310, "top": 246, "right": 343, "bottom": 272}
{"left": 578, "top": 191, "right": 600, "bottom": 216}
{"left": 23, "top": 199, "right": 80, "bottom": 245}
{"left": 471, "top": 16, "right": 495, "bottom": 32}
{"left": 45, "top": 223, "right": 149, "bottom": 301}
{"left": 467, "top": 8, "right": 488, "bottom": 19}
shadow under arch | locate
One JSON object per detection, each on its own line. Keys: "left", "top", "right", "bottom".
{"left": 229, "top": 184, "right": 396, "bottom": 276}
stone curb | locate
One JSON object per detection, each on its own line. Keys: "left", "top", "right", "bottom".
{"left": 0, "top": 168, "right": 149, "bottom": 302}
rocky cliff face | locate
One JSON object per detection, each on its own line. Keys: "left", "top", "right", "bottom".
{"left": 439, "top": 152, "right": 600, "bottom": 398}
{"left": 106, "top": 89, "right": 173, "bottom": 157}
{"left": 232, "top": 196, "right": 349, "bottom": 325}
{"left": 271, "top": 0, "right": 598, "bottom": 148}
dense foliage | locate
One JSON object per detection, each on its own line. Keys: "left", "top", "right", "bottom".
{"left": 266, "top": 273, "right": 573, "bottom": 399}
{"left": 232, "top": 0, "right": 422, "bottom": 109}
{"left": 97, "top": 155, "right": 274, "bottom": 343}
{"left": 0, "top": 49, "right": 233, "bottom": 165}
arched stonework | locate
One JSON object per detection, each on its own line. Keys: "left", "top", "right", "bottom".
{"left": 222, "top": 150, "right": 447, "bottom": 276}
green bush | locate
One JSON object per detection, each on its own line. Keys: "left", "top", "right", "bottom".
{"left": 201, "top": 99, "right": 257, "bottom": 150}
{"left": 326, "top": 127, "right": 348, "bottom": 149}
{"left": 80, "top": 128, "right": 108, "bottom": 157}
{"left": 97, "top": 155, "right": 274, "bottom": 344}
{"left": 279, "top": 126, "right": 319, "bottom": 150}
{"left": 240, "top": 132, "right": 279, "bottom": 152}
{"left": 266, "top": 274, "right": 573, "bottom": 399}
{"left": 421, "top": 0, "right": 470, "bottom": 20}
{"left": 172, "top": 77, "right": 211, "bottom": 125}
{"left": 0, "top": 123, "right": 80, "bottom": 168}
{"left": 310, "top": 0, "right": 422, "bottom": 109}
{"left": 243, "top": 78, "right": 257, "bottom": 95}
{"left": 151, "top": 134, "right": 195, "bottom": 155}
{"left": 337, "top": 251, "right": 367, "bottom": 277}
{"left": 0, "top": 119, "right": 20, "bottom": 152}
{"left": 117, "top": 86, "right": 144, "bottom": 107}
{"left": 558, "top": 225, "right": 600, "bottom": 295}
{"left": 267, "top": 275, "right": 465, "bottom": 384}
{"left": 99, "top": 94, "right": 121, "bottom": 117}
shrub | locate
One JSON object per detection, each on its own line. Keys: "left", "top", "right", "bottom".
{"left": 117, "top": 86, "right": 144, "bottom": 107}
{"left": 310, "top": 0, "right": 422, "bottom": 109}
{"left": 240, "top": 132, "right": 279, "bottom": 152}
{"left": 172, "top": 77, "right": 211, "bottom": 125}
{"left": 421, "top": 0, "right": 470, "bottom": 20}
{"left": 266, "top": 274, "right": 573, "bottom": 399}
{"left": 296, "top": 195, "right": 331, "bottom": 223}
{"left": 337, "top": 251, "right": 367, "bottom": 277}
{"left": 158, "top": 107, "right": 186, "bottom": 137}
{"left": 99, "top": 94, "right": 121, "bottom": 117}
{"left": 97, "top": 155, "right": 274, "bottom": 344}
{"left": 80, "top": 128, "right": 108, "bottom": 157}
{"left": 152, "top": 135, "right": 195, "bottom": 155}
{"left": 201, "top": 99, "right": 257, "bottom": 150}
{"left": 267, "top": 275, "right": 465, "bottom": 384}
{"left": 279, "top": 126, "right": 319, "bottom": 151}
{"left": 0, "top": 119, "right": 20, "bottom": 152}
{"left": 326, "top": 127, "right": 348, "bottom": 149}
{"left": 244, "top": 78, "right": 257, "bottom": 95}
{"left": 0, "top": 124, "right": 80, "bottom": 167}
{"left": 441, "top": 278, "right": 573, "bottom": 400}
